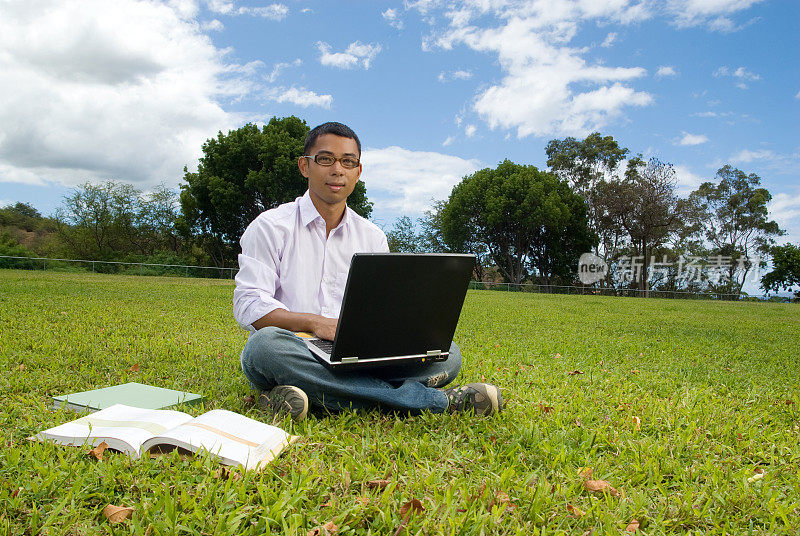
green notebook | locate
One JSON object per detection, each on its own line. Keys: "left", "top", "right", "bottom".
{"left": 52, "top": 382, "right": 202, "bottom": 413}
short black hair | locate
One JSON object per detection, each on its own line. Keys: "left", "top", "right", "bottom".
{"left": 304, "top": 122, "right": 361, "bottom": 157}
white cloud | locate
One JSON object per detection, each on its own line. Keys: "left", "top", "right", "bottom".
{"left": 317, "top": 41, "right": 382, "bottom": 69}
{"left": 600, "top": 32, "right": 618, "bottom": 48}
{"left": 264, "top": 86, "right": 332, "bottom": 108}
{"left": 666, "top": 0, "right": 765, "bottom": 30}
{"left": 795, "top": 90, "right": 800, "bottom": 99}
{"left": 0, "top": 0, "right": 246, "bottom": 188}
{"left": 672, "top": 164, "right": 705, "bottom": 195}
{"left": 693, "top": 110, "right": 733, "bottom": 118}
{"left": 729, "top": 149, "right": 800, "bottom": 176}
{"left": 360, "top": 146, "right": 481, "bottom": 214}
{"left": 442, "top": 136, "right": 455, "bottom": 146}
{"left": 656, "top": 65, "right": 677, "bottom": 78}
{"left": 677, "top": 132, "right": 709, "bottom": 146}
{"left": 202, "top": 18, "right": 224, "bottom": 31}
{"left": 206, "top": 0, "right": 288, "bottom": 19}
{"left": 768, "top": 192, "right": 800, "bottom": 245}
{"left": 730, "top": 149, "right": 775, "bottom": 163}
{"left": 382, "top": 8, "right": 404, "bottom": 29}
{"left": 438, "top": 69, "right": 473, "bottom": 82}
{"left": 714, "top": 65, "right": 760, "bottom": 89}
{"left": 266, "top": 59, "right": 301, "bottom": 83}
{"left": 465, "top": 124, "right": 477, "bottom": 137}
{"left": 415, "top": 3, "right": 653, "bottom": 138}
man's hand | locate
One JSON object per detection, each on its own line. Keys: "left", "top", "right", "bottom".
{"left": 253, "top": 309, "right": 338, "bottom": 340}
{"left": 311, "top": 316, "right": 338, "bottom": 341}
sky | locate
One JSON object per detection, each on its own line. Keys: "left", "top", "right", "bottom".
{"left": 1, "top": 0, "right": 798, "bottom": 251}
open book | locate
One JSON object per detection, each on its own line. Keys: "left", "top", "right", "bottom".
{"left": 35, "top": 404, "right": 298, "bottom": 471}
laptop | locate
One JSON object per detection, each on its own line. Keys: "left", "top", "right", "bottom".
{"left": 303, "top": 253, "right": 475, "bottom": 370}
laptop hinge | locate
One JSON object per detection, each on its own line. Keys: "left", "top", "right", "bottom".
{"left": 426, "top": 350, "right": 441, "bottom": 357}
{"left": 341, "top": 357, "right": 358, "bottom": 364}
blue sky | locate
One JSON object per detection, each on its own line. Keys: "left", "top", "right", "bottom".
{"left": 1, "top": 0, "right": 798, "bottom": 246}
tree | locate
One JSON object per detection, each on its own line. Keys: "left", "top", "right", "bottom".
{"left": 685, "top": 165, "right": 783, "bottom": 293}
{"left": 762, "top": 243, "right": 800, "bottom": 297}
{"left": 55, "top": 180, "right": 182, "bottom": 261}
{"left": 439, "top": 160, "right": 593, "bottom": 285}
{"left": 179, "top": 117, "right": 374, "bottom": 267}
{"left": 596, "top": 158, "right": 685, "bottom": 294}
{"left": 546, "top": 132, "right": 629, "bottom": 257}
{"left": 386, "top": 216, "right": 422, "bottom": 253}
{"left": 55, "top": 181, "right": 133, "bottom": 260}
{"left": 0, "top": 202, "right": 43, "bottom": 231}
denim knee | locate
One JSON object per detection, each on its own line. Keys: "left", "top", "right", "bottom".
{"left": 240, "top": 326, "right": 300, "bottom": 389}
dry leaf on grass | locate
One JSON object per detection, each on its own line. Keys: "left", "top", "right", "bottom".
{"left": 747, "top": 472, "right": 765, "bottom": 483}
{"left": 568, "top": 370, "right": 584, "bottom": 376}
{"left": 399, "top": 499, "right": 425, "bottom": 517}
{"left": 214, "top": 467, "right": 241, "bottom": 481}
{"left": 306, "top": 521, "right": 338, "bottom": 536}
{"left": 366, "top": 479, "right": 390, "bottom": 489}
{"left": 489, "top": 491, "right": 516, "bottom": 510}
{"left": 538, "top": 403, "right": 554, "bottom": 413}
{"left": 566, "top": 503, "right": 586, "bottom": 517}
{"left": 584, "top": 479, "right": 619, "bottom": 496}
{"left": 102, "top": 504, "right": 133, "bottom": 524}
{"left": 626, "top": 519, "right": 640, "bottom": 532}
{"left": 243, "top": 394, "right": 255, "bottom": 405}
{"left": 129, "top": 363, "right": 140, "bottom": 372}
{"left": 393, "top": 499, "right": 425, "bottom": 536}
{"left": 88, "top": 442, "right": 109, "bottom": 461}
{"left": 632, "top": 416, "right": 641, "bottom": 431}
{"left": 578, "top": 467, "right": 593, "bottom": 478}
{"left": 356, "top": 497, "right": 370, "bottom": 506}
{"left": 18, "top": 364, "right": 25, "bottom": 371}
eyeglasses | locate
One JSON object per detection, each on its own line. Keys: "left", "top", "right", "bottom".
{"left": 304, "top": 153, "right": 360, "bottom": 169}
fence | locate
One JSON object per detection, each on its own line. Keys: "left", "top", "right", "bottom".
{"left": 0, "top": 255, "right": 237, "bottom": 279}
{"left": 468, "top": 280, "right": 745, "bottom": 300}
{"left": 1, "top": 254, "right": 748, "bottom": 300}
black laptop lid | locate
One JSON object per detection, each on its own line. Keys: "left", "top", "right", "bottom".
{"left": 331, "top": 253, "right": 475, "bottom": 361}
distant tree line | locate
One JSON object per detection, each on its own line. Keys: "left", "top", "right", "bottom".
{"left": 1, "top": 116, "right": 797, "bottom": 298}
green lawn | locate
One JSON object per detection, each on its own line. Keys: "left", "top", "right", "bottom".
{"left": 1, "top": 270, "right": 799, "bottom": 535}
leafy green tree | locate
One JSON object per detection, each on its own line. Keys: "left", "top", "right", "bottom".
{"left": 762, "top": 243, "right": 800, "bottom": 297}
{"left": 179, "top": 117, "right": 373, "bottom": 267}
{"left": 55, "top": 180, "right": 182, "bottom": 262}
{"left": 386, "top": 216, "right": 421, "bottom": 253}
{"left": 546, "top": 132, "right": 629, "bottom": 257}
{"left": 685, "top": 165, "right": 783, "bottom": 292}
{"left": 439, "top": 160, "right": 593, "bottom": 285}
{"left": 596, "top": 158, "right": 685, "bottom": 294}
{"left": 0, "top": 202, "right": 43, "bottom": 232}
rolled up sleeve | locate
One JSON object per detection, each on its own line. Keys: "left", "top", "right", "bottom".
{"left": 233, "top": 218, "right": 289, "bottom": 332}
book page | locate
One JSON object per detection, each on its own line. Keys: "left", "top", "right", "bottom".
{"left": 35, "top": 404, "right": 193, "bottom": 457}
{"left": 141, "top": 409, "right": 296, "bottom": 470}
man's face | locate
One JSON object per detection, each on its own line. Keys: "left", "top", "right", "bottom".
{"left": 298, "top": 133, "right": 361, "bottom": 209}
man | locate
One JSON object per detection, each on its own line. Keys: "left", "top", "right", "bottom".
{"left": 233, "top": 122, "right": 501, "bottom": 420}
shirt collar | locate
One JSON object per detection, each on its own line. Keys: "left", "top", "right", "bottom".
{"left": 299, "top": 190, "right": 351, "bottom": 229}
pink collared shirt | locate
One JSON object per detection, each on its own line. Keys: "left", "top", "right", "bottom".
{"left": 233, "top": 191, "right": 389, "bottom": 332}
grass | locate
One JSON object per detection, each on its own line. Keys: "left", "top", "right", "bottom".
{"left": 1, "top": 269, "right": 799, "bottom": 535}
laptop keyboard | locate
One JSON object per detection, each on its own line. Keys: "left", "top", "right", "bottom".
{"left": 309, "top": 338, "right": 334, "bottom": 354}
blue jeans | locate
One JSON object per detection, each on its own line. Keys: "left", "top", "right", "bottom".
{"left": 240, "top": 327, "right": 461, "bottom": 414}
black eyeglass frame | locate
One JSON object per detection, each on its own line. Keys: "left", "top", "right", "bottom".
{"left": 303, "top": 154, "right": 361, "bottom": 169}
